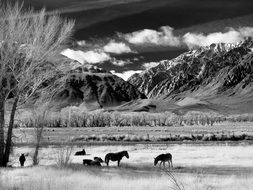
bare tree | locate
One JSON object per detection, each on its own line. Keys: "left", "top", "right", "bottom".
{"left": 31, "top": 103, "right": 50, "bottom": 166}
{"left": 0, "top": 1, "right": 75, "bottom": 166}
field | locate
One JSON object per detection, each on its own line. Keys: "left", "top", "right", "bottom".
{"left": 1, "top": 142, "right": 252, "bottom": 190}
{"left": 1, "top": 166, "right": 253, "bottom": 190}
{"left": 3, "top": 110, "right": 253, "bottom": 190}
{"left": 8, "top": 143, "right": 253, "bottom": 168}
{"left": 13, "top": 122, "right": 253, "bottom": 144}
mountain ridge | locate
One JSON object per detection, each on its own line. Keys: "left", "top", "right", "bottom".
{"left": 51, "top": 63, "right": 146, "bottom": 110}
{"left": 127, "top": 38, "right": 253, "bottom": 113}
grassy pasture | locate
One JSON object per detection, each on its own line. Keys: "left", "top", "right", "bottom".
{"left": 8, "top": 143, "right": 253, "bottom": 167}
{"left": 12, "top": 122, "right": 253, "bottom": 144}
{"left": 1, "top": 165, "right": 253, "bottom": 190}
{"left": 3, "top": 108, "right": 253, "bottom": 190}
{"left": 3, "top": 142, "right": 253, "bottom": 189}
{"left": 10, "top": 108, "right": 253, "bottom": 144}
{"left": 5, "top": 126, "right": 253, "bottom": 190}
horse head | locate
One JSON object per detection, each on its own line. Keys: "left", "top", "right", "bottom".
{"left": 94, "top": 157, "right": 103, "bottom": 163}
{"left": 123, "top": 151, "right": 129, "bottom": 159}
{"left": 154, "top": 157, "right": 158, "bottom": 166}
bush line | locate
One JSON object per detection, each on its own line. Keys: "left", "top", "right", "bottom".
{"left": 15, "top": 107, "right": 253, "bottom": 128}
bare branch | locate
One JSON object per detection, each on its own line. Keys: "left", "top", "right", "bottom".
{"left": 0, "top": 0, "right": 75, "bottom": 166}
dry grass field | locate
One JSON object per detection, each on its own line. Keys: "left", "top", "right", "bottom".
{"left": 12, "top": 122, "right": 253, "bottom": 145}
{"left": 2, "top": 125, "right": 253, "bottom": 190}
{"left": 1, "top": 165, "right": 253, "bottom": 190}
{"left": 8, "top": 143, "right": 253, "bottom": 168}
{"left": 2, "top": 139, "right": 253, "bottom": 190}
{"left": 3, "top": 109, "right": 253, "bottom": 190}
{"left": 10, "top": 108, "right": 253, "bottom": 144}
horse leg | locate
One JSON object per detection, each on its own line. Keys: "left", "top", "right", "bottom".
{"left": 117, "top": 160, "right": 120, "bottom": 166}
{"left": 170, "top": 159, "right": 173, "bottom": 167}
{"left": 159, "top": 161, "right": 162, "bottom": 167}
{"left": 163, "top": 161, "right": 165, "bottom": 168}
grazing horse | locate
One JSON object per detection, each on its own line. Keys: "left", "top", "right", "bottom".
{"left": 105, "top": 151, "right": 129, "bottom": 166}
{"left": 75, "top": 149, "right": 86, "bottom": 156}
{"left": 154, "top": 153, "right": 173, "bottom": 168}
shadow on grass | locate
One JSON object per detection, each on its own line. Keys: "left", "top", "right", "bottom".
{"left": 52, "top": 162, "right": 253, "bottom": 177}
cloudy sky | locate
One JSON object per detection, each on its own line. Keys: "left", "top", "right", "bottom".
{"left": 22, "top": 0, "right": 253, "bottom": 80}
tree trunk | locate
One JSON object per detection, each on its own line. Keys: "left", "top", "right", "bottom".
{"left": 0, "top": 95, "right": 5, "bottom": 167}
{"left": 4, "top": 96, "right": 19, "bottom": 166}
{"left": 33, "top": 124, "right": 43, "bottom": 166}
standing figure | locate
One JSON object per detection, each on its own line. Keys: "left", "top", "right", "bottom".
{"left": 19, "top": 154, "right": 26, "bottom": 167}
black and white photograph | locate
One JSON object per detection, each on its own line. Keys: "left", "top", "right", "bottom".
{"left": 0, "top": 0, "right": 253, "bottom": 189}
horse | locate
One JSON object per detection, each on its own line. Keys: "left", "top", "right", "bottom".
{"left": 83, "top": 159, "right": 93, "bottom": 165}
{"left": 105, "top": 151, "right": 129, "bottom": 166}
{"left": 154, "top": 153, "right": 173, "bottom": 168}
{"left": 94, "top": 157, "right": 103, "bottom": 163}
{"left": 83, "top": 157, "right": 103, "bottom": 166}
{"left": 89, "top": 160, "right": 102, "bottom": 166}
{"left": 75, "top": 149, "right": 86, "bottom": 156}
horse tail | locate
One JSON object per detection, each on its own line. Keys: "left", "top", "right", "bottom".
{"left": 170, "top": 153, "right": 173, "bottom": 167}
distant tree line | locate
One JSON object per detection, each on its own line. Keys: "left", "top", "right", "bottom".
{"left": 17, "top": 107, "right": 253, "bottom": 129}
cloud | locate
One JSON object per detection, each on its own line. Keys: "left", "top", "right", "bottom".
{"left": 103, "top": 40, "right": 133, "bottom": 54}
{"left": 61, "top": 49, "right": 111, "bottom": 64}
{"left": 239, "top": 27, "right": 253, "bottom": 37}
{"left": 62, "top": 41, "right": 134, "bottom": 66}
{"left": 62, "top": 26, "right": 253, "bottom": 68}
{"left": 111, "top": 70, "right": 143, "bottom": 81}
{"left": 183, "top": 27, "right": 253, "bottom": 48}
{"left": 123, "top": 26, "right": 253, "bottom": 49}
{"left": 111, "top": 58, "right": 132, "bottom": 67}
{"left": 142, "top": 62, "right": 160, "bottom": 69}
{"left": 124, "top": 26, "right": 180, "bottom": 46}
{"left": 77, "top": 40, "right": 87, "bottom": 46}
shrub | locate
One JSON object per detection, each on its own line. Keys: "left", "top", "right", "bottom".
{"left": 55, "top": 145, "right": 73, "bottom": 167}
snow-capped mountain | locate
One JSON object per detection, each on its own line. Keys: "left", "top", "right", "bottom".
{"left": 129, "top": 38, "right": 252, "bottom": 97}
{"left": 127, "top": 38, "right": 253, "bottom": 113}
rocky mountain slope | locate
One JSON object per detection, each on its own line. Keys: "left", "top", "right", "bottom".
{"left": 127, "top": 38, "right": 253, "bottom": 113}
{"left": 54, "top": 64, "right": 146, "bottom": 110}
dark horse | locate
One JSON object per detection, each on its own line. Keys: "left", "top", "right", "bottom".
{"left": 154, "top": 153, "right": 173, "bottom": 168}
{"left": 93, "top": 157, "right": 103, "bottom": 163}
{"left": 83, "top": 157, "right": 104, "bottom": 166}
{"left": 75, "top": 149, "right": 86, "bottom": 156}
{"left": 83, "top": 159, "right": 92, "bottom": 165}
{"left": 105, "top": 151, "right": 129, "bottom": 166}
